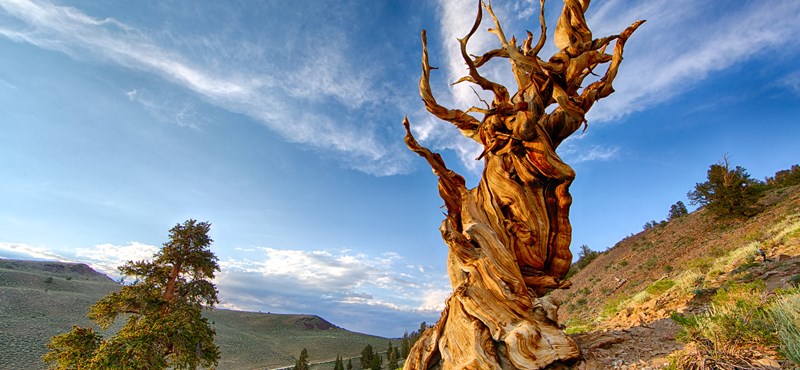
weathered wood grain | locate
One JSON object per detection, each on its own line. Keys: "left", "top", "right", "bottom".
{"left": 403, "top": 1, "right": 642, "bottom": 368}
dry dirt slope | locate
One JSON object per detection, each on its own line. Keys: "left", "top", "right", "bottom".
{"left": 550, "top": 185, "right": 800, "bottom": 369}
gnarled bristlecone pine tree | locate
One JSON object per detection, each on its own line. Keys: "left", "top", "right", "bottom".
{"left": 402, "top": 1, "right": 643, "bottom": 369}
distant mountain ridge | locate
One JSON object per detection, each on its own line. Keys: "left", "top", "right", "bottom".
{"left": 0, "top": 258, "right": 393, "bottom": 369}
{"left": 0, "top": 258, "right": 113, "bottom": 281}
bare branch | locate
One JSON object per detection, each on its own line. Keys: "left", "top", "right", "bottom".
{"left": 457, "top": 1, "right": 510, "bottom": 104}
{"left": 483, "top": 1, "right": 543, "bottom": 90}
{"left": 579, "top": 20, "right": 645, "bottom": 110}
{"left": 403, "top": 117, "right": 466, "bottom": 226}
{"left": 471, "top": 47, "right": 509, "bottom": 69}
{"left": 531, "top": 0, "right": 547, "bottom": 56}
{"left": 418, "top": 30, "right": 481, "bottom": 141}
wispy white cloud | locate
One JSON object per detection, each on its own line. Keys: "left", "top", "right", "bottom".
{"left": 74, "top": 242, "right": 160, "bottom": 276}
{"left": 0, "top": 0, "right": 411, "bottom": 176}
{"left": 0, "top": 242, "right": 67, "bottom": 261}
{"left": 125, "top": 88, "right": 205, "bottom": 129}
{"left": 784, "top": 70, "right": 800, "bottom": 96}
{"left": 585, "top": 0, "right": 800, "bottom": 122}
{"left": 215, "top": 246, "right": 450, "bottom": 335}
{"left": 558, "top": 135, "right": 621, "bottom": 164}
{"left": 572, "top": 145, "right": 620, "bottom": 164}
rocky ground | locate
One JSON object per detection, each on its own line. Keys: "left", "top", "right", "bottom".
{"left": 567, "top": 251, "right": 799, "bottom": 369}
{"left": 546, "top": 185, "right": 800, "bottom": 369}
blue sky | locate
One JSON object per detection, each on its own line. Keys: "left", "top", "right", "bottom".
{"left": 1, "top": 0, "right": 799, "bottom": 337}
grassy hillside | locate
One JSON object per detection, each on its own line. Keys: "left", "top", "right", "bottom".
{"left": 0, "top": 259, "right": 393, "bottom": 370}
{"left": 552, "top": 184, "right": 800, "bottom": 328}
{"left": 551, "top": 184, "right": 800, "bottom": 368}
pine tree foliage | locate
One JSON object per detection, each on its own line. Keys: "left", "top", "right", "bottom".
{"left": 399, "top": 322, "right": 428, "bottom": 359}
{"left": 565, "top": 245, "right": 601, "bottom": 279}
{"left": 766, "top": 164, "right": 800, "bottom": 188}
{"left": 42, "top": 326, "right": 102, "bottom": 369}
{"left": 688, "top": 157, "right": 764, "bottom": 217}
{"left": 43, "top": 219, "right": 220, "bottom": 370}
{"left": 370, "top": 354, "right": 382, "bottom": 370}
{"left": 668, "top": 201, "right": 689, "bottom": 220}
{"left": 387, "top": 342, "right": 399, "bottom": 369}
{"left": 333, "top": 354, "right": 344, "bottom": 370}
{"left": 360, "top": 344, "right": 374, "bottom": 369}
{"left": 294, "top": 348, "right": 309, "bottom": 370}
{"left": 346, "top": 358, "right": 353, "bottom": 370}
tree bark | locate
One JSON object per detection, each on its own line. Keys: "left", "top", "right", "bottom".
{"left": 403, "top": 1, "right": 642, "bottom": 369}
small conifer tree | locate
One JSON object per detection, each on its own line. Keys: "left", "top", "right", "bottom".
{"left": 668, "top": 201, "right": 689, "bottom": 220}
{"left": 294, "top": 348, "right": 310, "bottom": 370}
{"left": 387, "top": 342, "right": 398, "bottom": 369}
{"left": 688, "top": 156, "right": 763, "bottom": 217}
{"left": 360, "top": 344, "right": 374, "bottom": 369}
{"left": 43, "top": 219, "right": 220, "bottom": 369}
{"left": 333, "top": 354, "right": 344, "bottom": 370}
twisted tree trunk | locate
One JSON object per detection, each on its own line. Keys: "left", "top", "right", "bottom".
{"left": 403, "top": 1, "right": 642, "bottom": 369}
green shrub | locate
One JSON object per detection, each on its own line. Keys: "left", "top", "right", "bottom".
{"left": 566, "top": 245, "right": 601, "bottom": 279}
{"left": 685, "top": 257, "right": 713, "bottom": 273}
{"left": 618, "top": 260, "right": 628, "bottom": 267}
{"left": 600, "top": 296, "right": 627, "bottom": 320}
{"left": 563, "top": 318, "right": 594, "bottom": 335}
{"left": 44, "top": 277, "right": 53, "bottom": 284}
{"left": 645, "top": 279, "right": 675, "bottom": 296}
{"left": 642, "top": 257, "right": 657, "bottom": 270}
{"left": 765, "top": 164, "right": 800, "bottom": 188}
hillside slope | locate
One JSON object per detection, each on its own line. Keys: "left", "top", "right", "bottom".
{"left": 0, "top": 259, "right": 392, "bottom": 369}
{"left": 551, "top": 184, "right": 800, "bottom": 368}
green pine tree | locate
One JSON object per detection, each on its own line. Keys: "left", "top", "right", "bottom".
{"left": 688, "top": 156, "right": 763, "bottom": 217}
{"left": 333, "top": 354, "right": 344, "bottom": 370}
{"left": 294, "top": 348, "right": 310, "bottom": 370}
{"left": 360, "top": 344, "right": 374, "bottom": 369}
{"left": 347, "top": 358, "right": 353, "bottom": 370}
{"left": 370, "top": 353, "right": 382, "bottom": 370}
{"left": 668, "top": 200, "right": 689, "bottom": 220}
{"left": 43, "top": 219, "right": 221, "bottom": 370}
{"left": 387, "top": 341, "right": 399, "bottom": 369}
{"left": 400, "top": 331, "right": 410, "bottom": 358}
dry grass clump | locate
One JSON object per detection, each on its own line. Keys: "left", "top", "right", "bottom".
{"left": 707, "top": 242, "right": 759, "bottom": 278}
{"left": 675, "top": 270, "right": 705, "bottom": 293}
{"left": 631, "top": 290, "right": 651, "bottom": 305}
{"left": 669, "top": 282, "right": 794, "bottom": 369}
{"left": 771, "top": 289, "right": 800, "bottom": 364}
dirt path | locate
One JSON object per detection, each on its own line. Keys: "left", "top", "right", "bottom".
{"left": 573, "top": 318, "right": 681, "bottom": 370}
